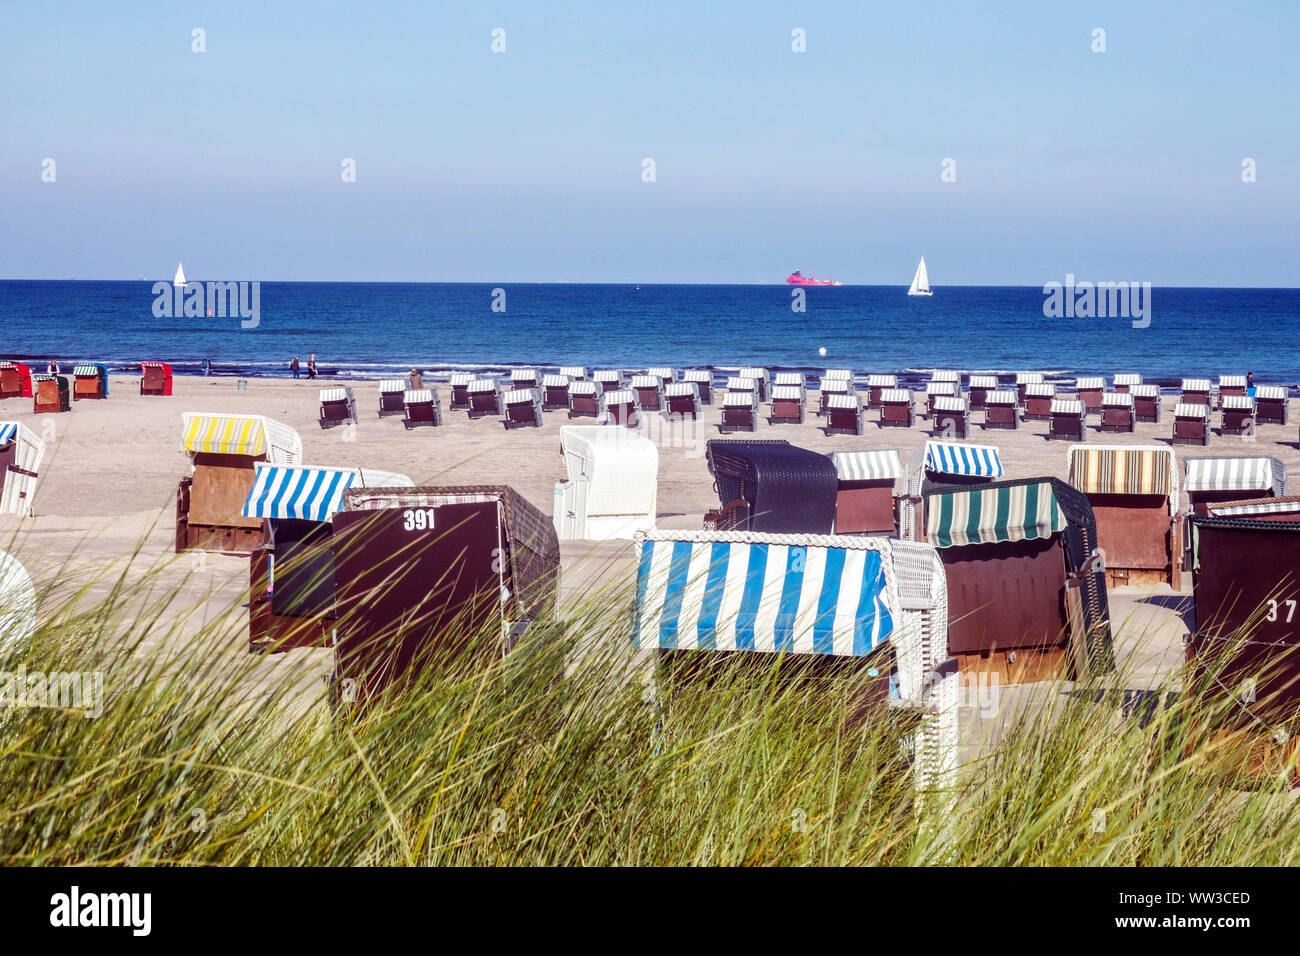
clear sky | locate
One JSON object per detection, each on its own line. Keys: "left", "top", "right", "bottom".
{"left": 2, "top": 1, "right": 1296, "bottom": 285}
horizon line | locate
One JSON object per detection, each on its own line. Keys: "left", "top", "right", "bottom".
{"left": 4, "top": 278, "right": 1300, "bottom": 290}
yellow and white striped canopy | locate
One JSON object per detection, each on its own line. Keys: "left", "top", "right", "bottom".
{"left": 183, "top": 414, "right": 267, "bottom": 456}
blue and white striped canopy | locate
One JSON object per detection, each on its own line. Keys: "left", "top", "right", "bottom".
{"left": 0, "top": 423, "right": 16, "bottom": 446}
{"left": 923, "top": 441, "right": 1004, "bottom": 478}
{"left": 633, "top": 535, "right": 894, "bottom": 656}
{"left": 242, "top": 465, "right": 360, "bottom": 521}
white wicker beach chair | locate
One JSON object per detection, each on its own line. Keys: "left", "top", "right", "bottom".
{"left": 553, "top": 426, "right": 658, "bottom": 540}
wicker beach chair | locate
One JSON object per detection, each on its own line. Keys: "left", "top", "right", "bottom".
{"left": 719, "top": 389, "right": 758, "bottom": 433}
{"left": 982, "top": 390, "right": 1019, "bottom": 429}
{"left": 830, "top": 448, "right": 902, "bottom": 535}
{"left": 0, "top": 421, "right": 46, "bottom": 517}
{"left": 818, "top": 375, "right": 852, "bottom": 416}
{"left": 593, "top": 370, "right": 624, "bottom": 393}
{"left": 559, "top": 366, "right": 588, "bottom": 381}
{"left": 466, "top": 378, "right": 503, "bottom": 418}
{"left": 682, "top": 369, "right": 713, "bottom": 405}
{"left": 924, "top": 381, "right": 957, "bottom": 419}
{"left": 140, "top": 362, "right": 173, "bottom": 396}
{"left": 1100, "top": 392, "right": 1135, "bottom": 433}
{"left": 1075, "top": 377, "right": 1105, "bottom": 415}
{"left": 1113, "top": 373, "right": 1142, "bottom": 394}
{"left": 1131, "top": 383, "right": 1162, "bottom": 423}
{"left": 600, "top": 387, "right": 640, "bottom": 428}
{"left": 1254, "top": 385, "right": 1289, "bottom": 425}
{"left": 319, "top": 386, "right": 357, "bottom": 429}
{"left": 567, "top": 380, "right": 604, "bottom": 418}
{"left": 448, "top": 372, "right": 474, "bottom": 410}
{"left": 647, "top": 367, "right": 677, "bottom": 390}
{"left": 704, "top": 439, "right": 838, "bottom": 533}
{"left": 968, "top": 375, "right": 997, "bottom": 410}
{"left": 630, "top": 374, "right": 664, "bottom": 412}
{"left": 1049, "top": 399, "right": 1086, "bottom": 442}
{"left": 511, "top": 368, "right": 540, "bottom": 390}
{"left": 32, "top": 374, "right": 69, "bottom": 413}
{"left": 866, "top": 374, "right": 897, "bottom": 408}
{"left": 1183, "top": 456, "right": 1288, "bottom": 516}
{"left": 1022, "top": 382, "right": 1056, "bottom": 421}
{"left": 1220, "top": 394, "right": 1255, "bottom": 435}
{"left": 1172, "top": 403, "right": 1211, "bottom": 446}
{"left": 541, "top": 374, "right": 572, "bottom": 411}
{"left": 768, "top": 384, "right": 805, "bottom": 424}
{"left": 878, "top": 388, "right": 914, "bottom": 428}
{"left": 663, "top": 381, "right": 701, "bottom": 420}
{"left": 931, "top": 395, "right": 970, "bottom": 439}
{"left": 71, "top": 363, "right": 108, "bottom": 400}
{"left": 1015, "top": 372, "right": 1044, "bottom": 406}
{"left": 553, "top": 426, "right": 658, "bottom": 540}
{"left": 0, "top": 362, "right": 34, "bottom": 399}
{"left": 821, "top": 393, "right": 863, "bottom": 436}
{"left": 377, "top": 379, "right": 406, "bottom": 416}
{"left": 402, "top": 389, "right": 442, "bottom": 428}
{"left": 502, "top": 387, "right": 543, "bottom": 429}
{"left": 773, "top": 371, "right": 807, "bottom": 397}
{"left": 739, "top": 367, "right": 770, "bottom": 401}
{"left": 1180, "top": 378, "right": 1212, "bottom": 408}
{"left": 1218, "top": 374, "right": 1247, "bottom": 408}
{"left": 897, "top": 440, "right": 1005, "bottom": 541}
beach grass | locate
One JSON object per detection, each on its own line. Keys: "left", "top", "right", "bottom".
{"left": 2, "top": 541, "right": 1299, "bottom": 867}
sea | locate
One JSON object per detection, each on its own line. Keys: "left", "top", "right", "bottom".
{"left": 2, "top": 281, "right": 1297, "bottom": 392}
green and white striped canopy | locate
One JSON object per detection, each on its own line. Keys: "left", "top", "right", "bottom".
{"left": 926, "top": 480, "right": 1067, "bottom": 549}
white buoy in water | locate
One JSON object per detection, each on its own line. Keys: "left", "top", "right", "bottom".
{"left": 818, "top": 347, "right": 827, "bottom": 357}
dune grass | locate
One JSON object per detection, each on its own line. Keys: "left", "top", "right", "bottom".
{"left": 1, "top": 539, "right": 1299, "bottom": 866}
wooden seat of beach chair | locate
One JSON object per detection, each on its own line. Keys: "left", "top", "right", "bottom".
{"left": 553, "top": 426, "right": 658, "bottom": 540}
{"left": 931, "top": 395, "right": 970, "bottom": 439}
{"left": 630, "top": 374, "right": 664, "bottom": 411}
{"left": 1016, "top": 372, "right": 1044, "bottom": 406}
{"left": 1253, "top": 385, "right": 1289, "bottom": 425}
{"left": 402, "top": 389, "right": 442, "bottom": 428}
{"left": 818, "top": 375, "right": 852, "bottom": 416}
{"left": 823, "top": 393, "right": 865, "bottom": 436}
{"left": 898, "top": 441, "right": 1005, "bottom": 541}
{"left": 448, "top": 372, "right": 474, "bottom": 410}
{"left": 1183, "top": 456, "right": 1288, "bottom": 516}
{"left": 1022, "top": 382, "right": 1056, "bottom": 420}
{"left": 1131, "top": 383, "right": 1161, "bottom": 422}
{"left": 1180, "top": 378, "right": 1212, "bottom": 408}
{"left": 319, "top": 386, "right": 357, "bottom": 429}
{"left": 567, "top": 380, "right": 604, "bottom": 418}
{"left": 663, "top": 382, "right": 701, "bottom": 419}
{"left": 1100, "top": 392, "right": 1135, "bottom": 432}
{"left": 967, "top": 375, "right": 997, "bottom": 410}
{"left": 831, "top": 448, "right": 902, "bottom": 535}
{"left": 718, "top": 389, "right": 758, "bottom": 433}
{"left": 768, "top": 384, "right": 805, "bottom": 424}
{"left": 1217, "top": 375, "right": 1247, "bottom": 408}
{"left": 682, "top": 369, "right": 713, "bottom": 405}
{"left": 1075, "top": 377, "right": 1105, "bottom": 414}
{"left": 0, "top": 421, "right": 45, "bottom": 517}
{"left": 502, "top": 387, "right": 543, "bottom": 429}
{"left": 739, "top": 368, "right": 770, "bottom": 401}
{"left": 377, "top": 379, "right": 406, "bottom": 416}
{"left": 865, "top": 374, "right": 896, "bottom": 408}
{"left": 924, "top": 477, "right": 1114, "bottom": 684}
{"left": 877, "top": 388, "right": 914, "bottom": 428}
{"left": 1172, "top": 403, "right": 1211, "bottom": 446}
{"left": 466, "top": 379, "right": 502, "bottom": 418}
{"left": 331, "top": 484, "right": 560, "bottom": 704}
{"left": 0, "top": 362, "right": 34, "bottom": 399}
{"left": 541, "top": 374, "right": 572, "bottom": 410}
{"left": 140, "top": 361, "right": 173, "bottom": 396}
{"left": 982, "top": 390, "right": 1019, "bottom": 429}
{"left": 600, "top": 388, "right": 640, "bottom": 428}
{"left": 1220, "top": 394, "right": 1255, "bottom": 435}
{"left": 1048, "top": 399, "right": 1086, "bottom": 442}
{"left": 924, "top": 381, "right": 957, "bottom": 419}
{"left": 1067, "top": 444, "right": 1180, "bottom": 590}
{"left": 1113, "top": 373, "right": 1142, "bottom": 394}
{"left": 32, "top": 375, "right": 70, "bottom": 413}
{"left": 704, "top": 439, "right": 838, "bottom": 533}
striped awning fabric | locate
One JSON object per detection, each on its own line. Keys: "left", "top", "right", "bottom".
{"left": 594, "top": 370, "right": 623, "bottom": 382}
{"left": 1131, "top": 383, "right": 1160, "bottom": 397}
{"left": 1102, "top": 392, "right": 1133, "bottom": 407}
{"left": 1175, "top": 403, "right": 1209, "bottom": 418}
{"left": 503, "top": 387, "right": 538, "bottom": 404}
{"left": 665, "top": 382, "right": 699, "bottom": 397}
{"left": 1220, "top": 375, "right": 1247, "bottom": 387}
{"left": 1208, "top": 498, "right": 1300, "bottom": 518}
{"left": 1069, "top": 446, "right": 1173, "bottom": 497}
{"left": 1255, "top": 385, "right": 1287, "bottom": 400}
{"left": 770, "top": 385, "right": 803, "bottom": 400}
{"left": 243, "top": 465, "right": 359, "bottom": 521}
{"left": 648, "top": 367, "right": 676, "bottom": 380}
{"left": 571, "top": 381, "right": 601, "bottom": 396}
{"left": 739, "top": 368, "right": 769, "bottom": 381}
{"left": 832, "top": 449, "right": 902, "bottom": 481}
{"left": 512, "top": 368, "right": 539, "bottom": 381}
{"left": 603, "top": 388, "right": 636, "bottom": 404}
{"left": 1222, "top": 394, "right": 1254, "bottom": 409}
{"left": 773, "top": 372, "right": 805, "bottom": 387}
{"left": 449, "top": 372, "right": 474, "bottom": 385}
{"left": 0, "top": 423, "right": 16, "bottom": 446}
{"left": 722, "top": 391, "right": 756, "bottom": 407}
{"left": 878, "top": 389, "right": 911, "bottom": 403}
{"left": 969, "top": 375, "right": 998, "bottom": 389}
{"left": 867, "top": 374, "right": 897, "bottom": 387}
{"left": 1182, "top": 378, "right": 1211, "bottom": 391}
{"left": 1076, "top": 377, "right": 1104, "bottom": 389}
{"left": 183, "top": 414, "right": 268, "bottom": 456}
{"left": 320, "top": 387, "right": 350, "bottom": 402}
{"left": 1016, "top": 372, "right": 1044, "bottom": 385}
{"left": 821, "top": 378, "right": 850, "bottom": 394}
{"left": 984, "top": 390, "right": 1018, "bottom": 405}
{"left": 683, "top": 369, "right": 711, "bottom": 382}
{"left": 631, "top": 374, "right": 661, "bottom": 388}
{"left": 825, "top": 393, "right": 861, "bottom": 409}
{"left": 930, "top": 370, "right": 959, "bottom": 383}
{"left": 468, "top": 379, "right": 498, "bottom": 393}
{"left": 926, "top": 480, "right": 1067, "bottom": 549}
{"left": 379, "top": 379, "right": 406, "bottom": 393}
{"left": 1114, "top": 373, "right": 1142, "bottom": 386}
{"left": 924, "top": 441, "right": 1003, "bottom": 477}
{"left": 32, "top": 374, "right": 58, "bottom": 382}
{"left": 1051, "top": 399, "right": 1084, "bottom": 414}
{"left": 725, "top": 376, "right": 757, "bottom": 392}
{"left": 932, "top": 395, "right": 968, "bottom": 412}
{"left": 542, "top": 374, "right": 569, "bottom": 387}
{"left": 73, "top": 364, "right": 100, "bottom": 376}
{"left": 1185, "top": 457, "right": 1278, "bottom": 493}
{"left": 404, "top": 389, "right": 434, "bottom": 403}
{"left": 925, "top": 381, "right": 956, "bottom": 396}
{"left": 824, "top": 369, "right": 853, "bottom": 380}
{"left": 559, "top": 366, "right": 588, "bottom": 379}
{"left": 1026, "top": 382, "right": 1056, "bottom": 396}
{"left": 140, "top": 361, "right": 170, "bottom": 369}
{"left": 632, "top": 533, "right": 895, "bottom": 655}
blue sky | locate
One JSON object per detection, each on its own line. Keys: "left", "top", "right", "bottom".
{"left": 2, "top": 1, "right": 1296, "bottom": 284}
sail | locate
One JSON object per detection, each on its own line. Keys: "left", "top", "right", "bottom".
{"left": 908, "top": 257, "right": 930, "bottom": 295}
{"left": 174, "top": 262, "right": 186, "bottom": 286}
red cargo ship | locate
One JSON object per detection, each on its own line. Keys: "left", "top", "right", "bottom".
{"left": 786, "top": 271, "right": 841, "bottom": 286}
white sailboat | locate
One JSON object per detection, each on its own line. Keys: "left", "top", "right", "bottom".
{"left": 907, "top": 257, "right": 932, "bottom": 296}
{"left": 173, "top": 262, "right": 187, "bottom": 287}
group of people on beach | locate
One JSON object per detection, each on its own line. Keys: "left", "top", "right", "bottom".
{"left": 288, "top": 355, "right": 318, "bottom": 379}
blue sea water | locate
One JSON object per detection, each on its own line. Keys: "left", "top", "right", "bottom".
{"left": 1, "top": 281, "right": 1296, "bottom": 391}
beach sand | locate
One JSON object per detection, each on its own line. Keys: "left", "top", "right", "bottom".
{"left": 3, "top": 375, "right": 1297, "bottom": 739}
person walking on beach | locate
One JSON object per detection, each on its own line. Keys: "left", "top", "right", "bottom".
{"left": 409, "top": 368, "right": 424, "bottom": 390}
{"left": 306, "top": 354, "right": 318, "bottom": 380}
{"left": 290, "top": 355, "right": 301, "bottom": 379}
{"left": 202, "top": 357, "right": 212, "bottom": 377}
